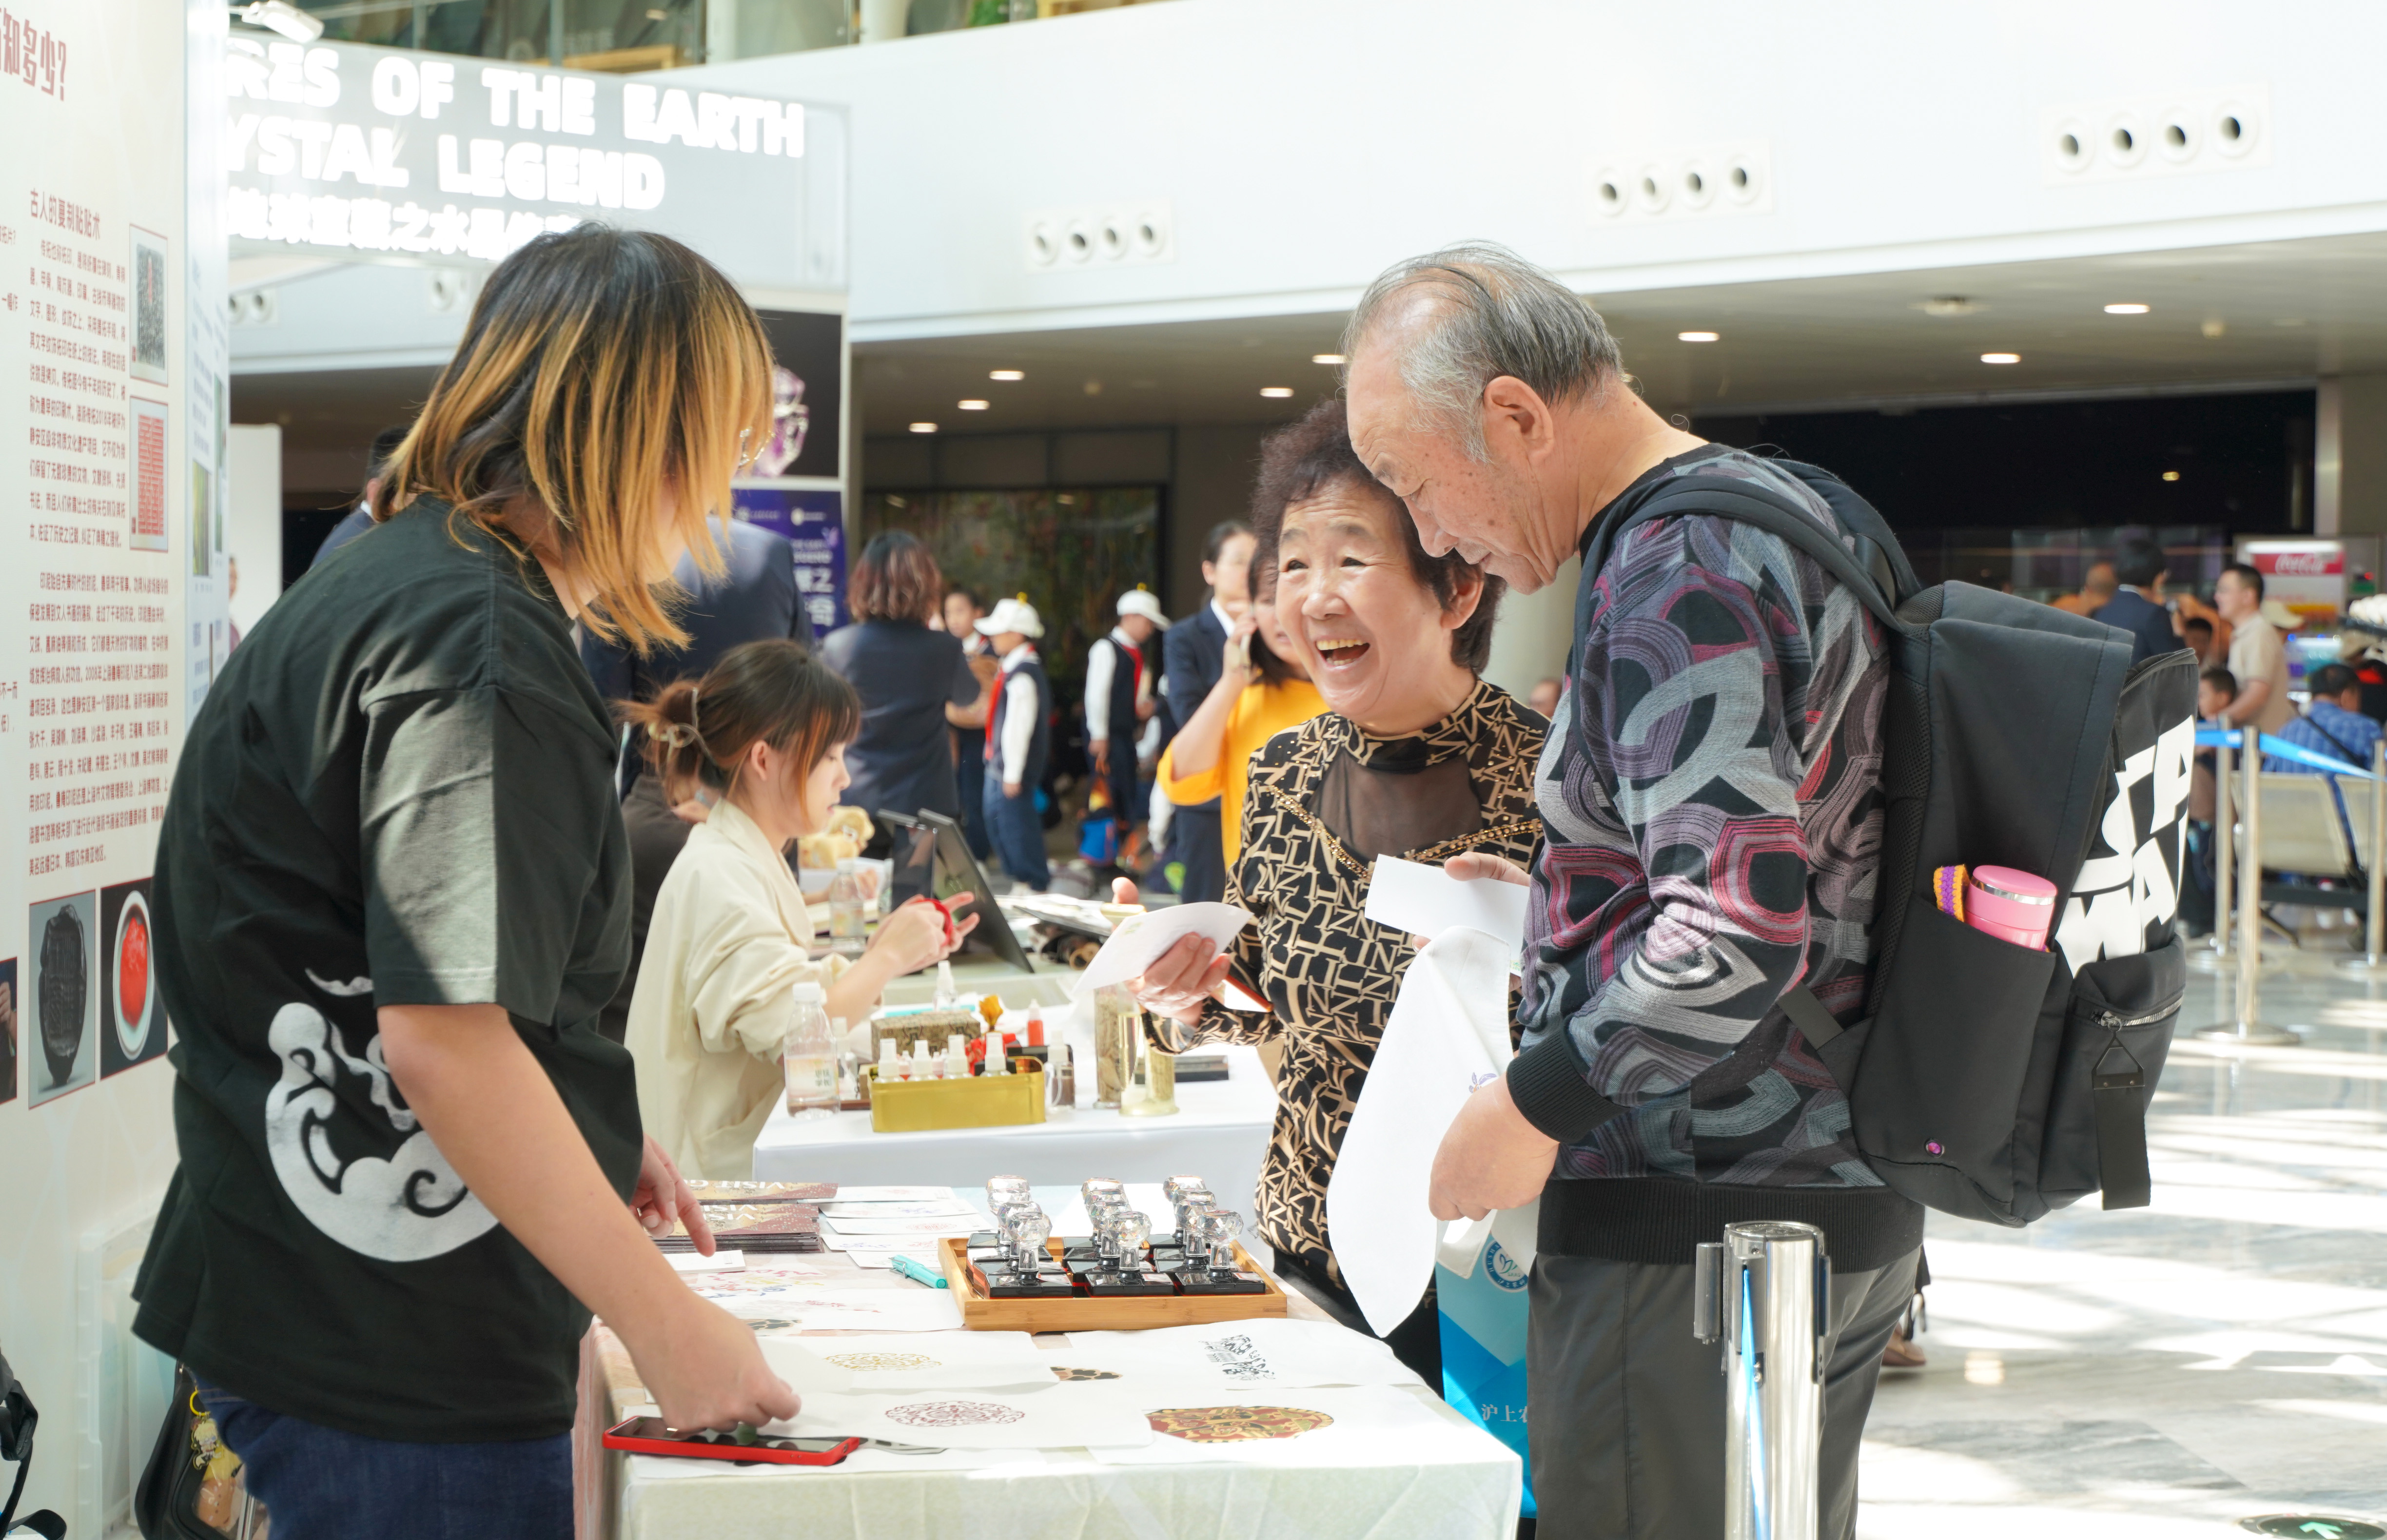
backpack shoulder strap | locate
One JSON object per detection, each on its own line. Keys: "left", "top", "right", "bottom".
{"left": 1579, "top": 464, "right": 1916, "bottom": 642}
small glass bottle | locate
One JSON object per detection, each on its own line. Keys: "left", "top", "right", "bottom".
{"left": 933, "top": 959, "right": 957, "bottom": 1009}
{"left": 944, "top": 1033, "right": 969, "bottom": 1081}
{"left": 781, "top": 981, "right": 838, "bottom": 1119}
{"left": 911, "top": 1039, "right": 936, "bottom": 1080}
{"left": 878, "top": 1037, "right": 900, "bottom": 1085}
{"left": 828, "top": 859, "right": 868, "bottom": 959}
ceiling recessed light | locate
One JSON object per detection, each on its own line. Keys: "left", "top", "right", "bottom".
{"left": 1678, "top": 331, "right": 1721, "bottom": 343}
{"left": 1312, "top": 353, "right": 1346, "bottom": 366}
{"left": 2162, "top": 470, "right": 2181, "bottom": 482}
{"left": 958, "top": 399, "right": 989, "bottom": 411}
{"left": 2202, "top": 318, "right": 2228, "bottom": 338}
{"left": 909, "top": 422, "right": 938, "bottom": 434}
{"left": 1980, "top": 352, "right": 2021, "bottom": 365}
{"left": 1259, "top": 386, "right": 1294, "bottom": 398}
{"left": 988, "top": 369, "right": 1025, "bottom": 382}
{"left": 1919, "top": 295, "right": 1983, "bottom": 317}
{"left": 2104, "top": 302, "right": 2152, "bottom": 315}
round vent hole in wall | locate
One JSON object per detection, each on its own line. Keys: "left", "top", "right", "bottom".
{"left": 1681, "top": 164, "right": 1715, "bottom": 208}
{"left": 2054, "top": 121, "right": 2091, "bottom": 171}
{"left": 2212, "top": 104, "right": 2256, "bottom": 156}
{"left": 1098, "top": 221, "right": 1125, "bottom": 259}
{"left": 1634, "top": 167, "right": 1668, "bottom": 213}
{"left": 2104, "top": 114, "right": 2147, "bottom": 166}
{"left": 1595, "top": 175, "right": 1625, "bottom": 215}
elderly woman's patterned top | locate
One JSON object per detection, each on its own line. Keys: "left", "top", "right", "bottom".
{"left": 1151, "top": 680, "right": 1545, "bottom": 1282}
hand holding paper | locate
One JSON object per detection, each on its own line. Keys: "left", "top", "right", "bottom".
{"left": 1363, "top": 855, "right": 1528, "bottom": 953}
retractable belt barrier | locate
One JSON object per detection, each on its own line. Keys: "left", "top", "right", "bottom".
{"left": 2194, "top": 729, "right": 2300, "bottom": 1045}
{"left": 1694, "top": 1221, "right": 1828, "bottom": 1540}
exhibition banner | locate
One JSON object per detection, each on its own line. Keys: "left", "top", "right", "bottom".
{"left": 221, "top": 36, "right": 846, "bottom": 295}
{"left": 735, "top": 484, "right": 848, "bottom": 637}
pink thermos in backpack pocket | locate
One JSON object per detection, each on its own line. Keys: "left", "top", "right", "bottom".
{"left": 1963, "top": 865, "right": 2057, "bottom": 950}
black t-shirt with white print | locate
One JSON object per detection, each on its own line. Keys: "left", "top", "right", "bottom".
{"left": 133, "top": 501, "right": 637, "bottom": 1443}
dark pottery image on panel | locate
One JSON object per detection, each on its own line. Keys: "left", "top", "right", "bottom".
{"left": 101, "top": 878, "right": 165, "bottom": 1078}
{"left": 28, "top": 893, "right": 97, "bottom": 1107}
{"left": 0, "top": 958, "right": 16, "bottom": 1104}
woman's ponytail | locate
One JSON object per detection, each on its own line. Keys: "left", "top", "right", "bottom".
{"left": 620, "top": 679, "right": 712, "bottom": 804}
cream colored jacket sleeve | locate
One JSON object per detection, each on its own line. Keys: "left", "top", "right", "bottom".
{"left": 627, "top": 802, "right": 850, "bottom": 1181}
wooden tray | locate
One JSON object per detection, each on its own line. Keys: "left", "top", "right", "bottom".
{"left": 936, "top": 1236, "right": 1289, "bottom": 1331}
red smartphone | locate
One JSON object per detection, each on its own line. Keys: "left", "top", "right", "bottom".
{"left": 602, "top": 1417, "right": 861, "bottom": 1466}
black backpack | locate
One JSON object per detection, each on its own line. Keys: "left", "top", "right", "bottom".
{"left": 1580, "top": 461, "right": 2196, "bottom": 1228}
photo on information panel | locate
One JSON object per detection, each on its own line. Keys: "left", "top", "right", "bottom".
{"left": 28, "top": 892, "right": 98, "bottom": 1108}
{"left": 131, "top": 225, "right": 169, "bottom": 385}
{"left": 0, "top": 957, "right": 17, "bottom": 1105}
{"left": 100, "top": 878, "right": 165, "bottom": 1078}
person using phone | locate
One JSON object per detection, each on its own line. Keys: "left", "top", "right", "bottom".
{"left": 135, "top": 228, "right": 801, "bottom": 1540}
{"left": 1155, "top": 570, "right": 1326, "bottom": 866}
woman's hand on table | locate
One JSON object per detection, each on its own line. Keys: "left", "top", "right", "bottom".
{"left": 639, "top": 1296, "right": 802, "bottom": 1432}
{"left": 867, "top": 893, "right": 977, "bottom": 975}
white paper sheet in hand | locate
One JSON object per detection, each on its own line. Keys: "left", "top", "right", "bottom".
{"left": 1325, "top": 927, "right": 1535, "bottom": 1337}
{"left": 1076, "top": 902, "right": 1252, "bottom": 990}
{"left": 1362, "top": 855, "right": 1527, "bottom": 951}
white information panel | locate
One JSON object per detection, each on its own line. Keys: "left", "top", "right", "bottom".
{"left": 0, "top": 0, "right": 215, "bottom": 1530}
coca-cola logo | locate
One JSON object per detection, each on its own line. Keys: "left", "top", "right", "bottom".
{"left": 2257, "top": 551, "right": 2340, "bottom": 576}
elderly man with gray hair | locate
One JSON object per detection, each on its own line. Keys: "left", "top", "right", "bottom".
{"left": 1344, "top": 245, "right": 1918, "bottom": 1539}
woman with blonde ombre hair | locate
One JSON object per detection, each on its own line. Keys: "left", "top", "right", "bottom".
{"left": 135, "top": 227, "right": 798, "bottom": 1540}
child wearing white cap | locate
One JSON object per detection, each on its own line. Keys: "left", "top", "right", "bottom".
{"left": 1086, "top": 587, "right": 1170, "bottom": 867}
{"left": 975, "top": 597, "right": 1052, "bottom": 890}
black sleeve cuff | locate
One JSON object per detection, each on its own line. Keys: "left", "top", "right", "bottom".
{"left": 1507, "top": 1033, "right": 1626, "bottom": 1145}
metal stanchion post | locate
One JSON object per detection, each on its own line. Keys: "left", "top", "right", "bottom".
{"left": 1694, "top": 1221, "right": 1827, "bottom": 1540}
{"left": 2199, "top": 733, "right": 2299, "bottom": 1044}
{"left": 2337, "top": 737, "right": 2387, "bottom": 976}
{"left": 2189, "top": 737, "right": 2235, "bottom": 971}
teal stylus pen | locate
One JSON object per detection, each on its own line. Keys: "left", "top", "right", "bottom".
{"left": 889, "top": 1254, "right": 949, "bottom": 1288}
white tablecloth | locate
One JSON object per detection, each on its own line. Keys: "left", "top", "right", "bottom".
{"left": 590, "top": 1191, "right": 1522, "bottom": 1540}
{"left": 751, "top": 1046, "right": 1277, "bottom": 1217}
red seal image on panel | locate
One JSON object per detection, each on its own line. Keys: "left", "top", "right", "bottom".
{"left": 1145, "top": 1406, "right": 1335, "bottom": 1443}
{"left": 98, "top": 879, "right": 167, "bottom": 1081}
{"left": 115, "top": 892, "right": 153, "bottom": 1060}
{"left": 882, "top": 1401, "right": 1027, "bottom": 1428}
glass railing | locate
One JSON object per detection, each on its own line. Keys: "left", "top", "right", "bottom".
{"left": 284, "top": 0, "right": 1170, "bottom": 69}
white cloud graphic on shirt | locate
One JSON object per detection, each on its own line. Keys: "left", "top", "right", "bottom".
{"left": 264, "top": 1001, "right": 498, "bottom": 1262}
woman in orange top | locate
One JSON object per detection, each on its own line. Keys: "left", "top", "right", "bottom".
{"left": 1158, "top": 577, "right": 1326, "bottom": 864}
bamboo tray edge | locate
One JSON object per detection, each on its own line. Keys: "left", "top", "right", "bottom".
{"left": 936, "top": 1236, "right": 1289, "bottom": 1330}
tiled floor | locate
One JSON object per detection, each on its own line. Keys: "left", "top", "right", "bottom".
{"left": 1861, "top": 935, "right": 2387, "bottom": 1538}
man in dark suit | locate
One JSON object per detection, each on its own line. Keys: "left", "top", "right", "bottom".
{"left": 2094, "top": 535, "right": 2188, "bottom": 666}
{"left": 1159, "top": 519, "right": 1256, "bottom": 902}
{"left": 580, "top": 517, "right": 810, "bottom": 1041}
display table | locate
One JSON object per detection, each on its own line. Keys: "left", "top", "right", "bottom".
{"left": 575, "top": 1194, "right": 1522, "bottom": 1540}
{"left": 752, "top": 1046, "right": 1277, "bottom": 1217}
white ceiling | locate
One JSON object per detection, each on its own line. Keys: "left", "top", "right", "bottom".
{"left": 854, "top": 230, "right": 2387, "bottom": 440}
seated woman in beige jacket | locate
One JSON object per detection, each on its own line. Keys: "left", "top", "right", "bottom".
{"left": 623, "top": 640, "right": 976, "bottom": 1179}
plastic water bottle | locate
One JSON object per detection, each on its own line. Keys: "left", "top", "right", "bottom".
{"left": 781, "top": 982, "right": 838, "bottom": 1119}
{"left": 829, "top": 859, "right": 868, "bottom": 959}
